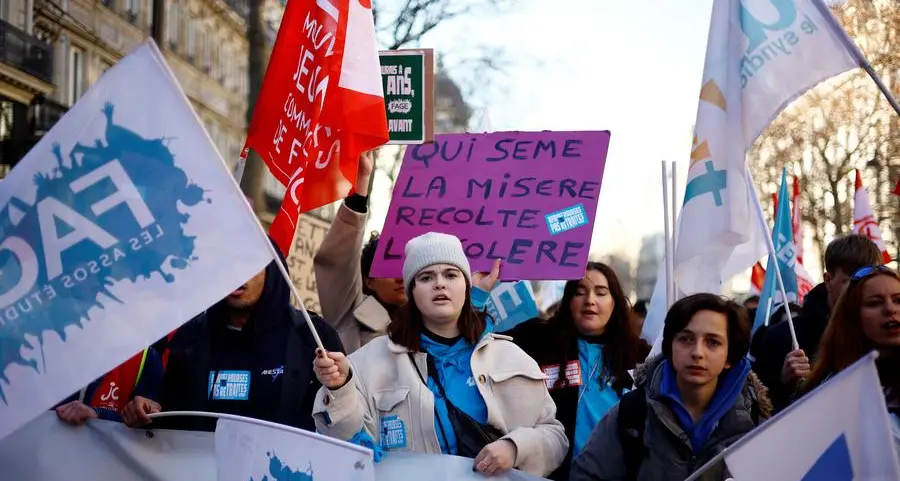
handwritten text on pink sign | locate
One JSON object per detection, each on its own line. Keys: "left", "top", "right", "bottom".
{"left": 371, "top": 131, "right": 611, "bottom": 280}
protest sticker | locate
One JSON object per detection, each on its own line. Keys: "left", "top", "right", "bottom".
{"left": 370, "top": 131, "right": 610, "bottom": 280}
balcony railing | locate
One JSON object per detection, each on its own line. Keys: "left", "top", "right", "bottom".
{"left": 32, "top": 97, "right": 68, "bottom": 136}
{"left": 0, "top": 19, "right": 53, "bottom": 83}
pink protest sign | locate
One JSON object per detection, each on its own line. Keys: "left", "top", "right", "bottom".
{"left": 371, "top": 131, "right": 611, "bottom": 280}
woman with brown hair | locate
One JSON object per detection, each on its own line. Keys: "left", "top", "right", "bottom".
{"left": 314, "top": 153, "right": 499, "bottom": 354}
{"left": 311, "top": 232, "right": 568, "bottom": 477}
{"left": 502, "top": 262, "right": 650, "bottom": 480}
{"left": 801, "top": 266, "right": 900, "bottom": 402}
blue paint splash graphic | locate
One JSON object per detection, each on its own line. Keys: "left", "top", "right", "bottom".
{"left": 250, "top": 451, "right": 314, "bottom": 481}
{"left": 0, "top": 103, "right": 206, "bottom": 403}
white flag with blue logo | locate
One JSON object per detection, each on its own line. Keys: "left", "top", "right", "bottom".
{"left": 216, "top": 417, "right": 375, "bottom": 481}
{"left": 0, "top": 40, "right": 273, "bottom": 440}
{"left": 724, "top": 352, "right": 900, "bottom": 480}
{"left": 753, "top": 169, "right": 799, "bottom": 332}
{"left": 642, "top": 0, "right": 859, "bottom": 344}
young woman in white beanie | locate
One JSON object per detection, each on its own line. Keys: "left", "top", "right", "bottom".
{"left": 311, "top": 232, "right": 568, "bottom": 477}
{"left": 313, "top": 153, "right": 500, "bottom": 354}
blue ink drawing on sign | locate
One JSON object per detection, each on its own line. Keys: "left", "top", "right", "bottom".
{"left": 0, "top": 103, "right": 207, "bottom": 403}
{"left": 683, "top": 160, "right": 727, "bottom": 207}
{"left": 487, "top": 281, "right": 540, "bottom": 333}
{"left": 545, "top": 204, "right": 588, "bottom": 236}
{"left": 250, "top": 451, "right": 313, "bottom": 481}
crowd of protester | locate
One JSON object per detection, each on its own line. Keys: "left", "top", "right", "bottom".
{"left": 52, "top": 154, "right": 900, "bottom": 480}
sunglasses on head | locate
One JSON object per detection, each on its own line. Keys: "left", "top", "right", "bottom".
{"left": 850, "top": 265, "right": 893, "bottom": 281}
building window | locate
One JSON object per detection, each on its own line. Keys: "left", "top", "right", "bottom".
{"left": 201, "top": 28, "right": 211, "bottom": 72}
{"left": 220, "top": 45, "right": 230, "bottom": 85}
{"left": 124, "top": 0, "right": 139, "bottom": 22}
{"left": 97, "top": 59, "right": 113, "bottom": 83}
{"left": 166, "top": 5, "right": 180, "bottom": 49}
{"left": 0, "top": 100, "right": 12, "bottom": 142}
{"left": 0, "top": 0, "right": 8, "bottom": 22}
{"left": 238, "top": 58, "right": 246, "bottom": 96}
{"left": 68, "top": 47, "right": 85, "bottom": 106}
{"left": 186, "top": 17, "right": 196, "bottom": 61}
{"left": 229, "top": 49, "right": 236, "bottom": 90}
{"left": 210, "top": 41, "right": 219, "bottom": 79}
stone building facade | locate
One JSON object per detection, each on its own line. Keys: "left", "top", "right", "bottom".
{"left": 1, "top": 0, "right": 279, "bottom": 175}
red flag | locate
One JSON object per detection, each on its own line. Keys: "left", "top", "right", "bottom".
{"left": 893, "top": 176, "right": 900, "bottom": 196}
{"left": 244, "top": 0, "right": 389, "bottom": 254}
{"left": 853, "top": 169, "right": 892, "bottom": 264}
{"left": 791, "top": 176, "right": 803, "bottom": 265}
{"left": 750, "top": 262, "right": 765, "bottom": 295}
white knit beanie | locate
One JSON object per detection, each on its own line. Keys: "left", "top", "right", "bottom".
{"left": 402, "top": 232, "right": 472, "bottom": 293}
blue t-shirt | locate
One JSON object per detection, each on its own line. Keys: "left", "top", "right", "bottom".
{"left": 573, "top": 339, "right": 625, "bottom": 456}
{"left": 421, "top": 331, "right": 489, "bottom": 455}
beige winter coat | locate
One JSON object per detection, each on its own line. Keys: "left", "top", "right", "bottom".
{"left": 312, "top": 333, "right": 569, "bottom": 477}
{"left": 314, "top": 203, "right": 391, "bottom": 353}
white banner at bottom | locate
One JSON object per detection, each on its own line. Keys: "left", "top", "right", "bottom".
{"left": 0, "top": 412, "right": 549, "bottom": 481}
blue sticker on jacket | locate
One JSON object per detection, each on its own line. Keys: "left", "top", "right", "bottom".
{"left": 381, "top": 415, "right": 407, "bottom": 449}
{"left": 545, "top": 204, "right": 588, "bottom": 235}
{"left": 208, "top": 370, "right": 251, "bottom": 401}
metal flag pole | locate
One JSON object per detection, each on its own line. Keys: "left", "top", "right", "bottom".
{"left": 670, "top": 160, "right": 679, "bottom": 298}
{"left": 746, "top": 169, "right": 798, "bottom": 350}
{"left": 147, "top": 411, "right": 372, "bottom": 457}
{"left": 661, "top": 161, "right": 675, "bottom": 309}
{"left": 223, "top": 147, "right": 327, "bottom": 353}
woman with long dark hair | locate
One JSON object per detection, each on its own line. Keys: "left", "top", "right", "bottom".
{"left": 311, "top": 232, "right": 567, "bottom": 477}
{"left": 502, "top": 261, "right": 650, "bottom": 480}
{"left": 802, "top": 266, "right": 900, "bottom": 398}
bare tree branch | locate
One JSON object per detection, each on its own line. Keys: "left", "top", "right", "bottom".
{"left": 374, "top": 0, "right": 515, "bottom": 50}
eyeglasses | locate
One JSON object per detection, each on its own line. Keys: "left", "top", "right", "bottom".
{"left": 850, "top": 265, "right": 893, "bottom": 281}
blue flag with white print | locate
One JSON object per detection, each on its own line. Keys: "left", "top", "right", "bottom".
{"left": 486, "top": 281, "right": 541, "bottom": 333}
{"left": 753, "top": 169, "right": 798, "bottom": 333}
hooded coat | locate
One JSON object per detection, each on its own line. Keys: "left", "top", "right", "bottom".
{"left": 569, "top": 355, "right": 772, "bottom": 481}
{"left": 152, "top": 238, "right": 344, "bottom": 432}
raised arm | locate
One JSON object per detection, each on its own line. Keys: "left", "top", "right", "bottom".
{"left": 313, "top": 154, "right": 373, "bottom": 348}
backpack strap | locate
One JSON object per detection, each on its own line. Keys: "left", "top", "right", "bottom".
{"left": 617, "top": 388, "right": 648, "bottom": 481}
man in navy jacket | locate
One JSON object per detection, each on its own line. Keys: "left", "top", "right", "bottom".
{"left": 122, "top": 237, "right": 344, "bottom": 431}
